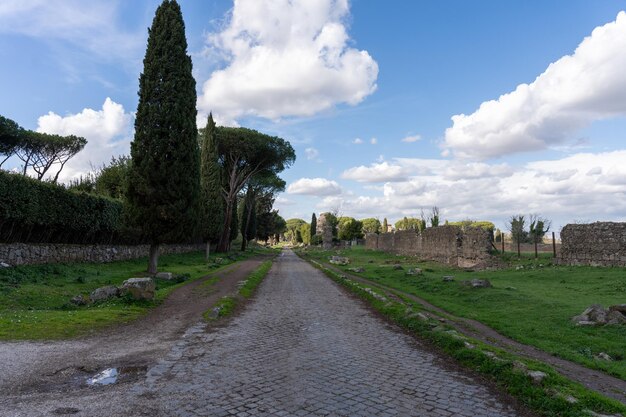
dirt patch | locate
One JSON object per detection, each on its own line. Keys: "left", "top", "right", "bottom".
{"left": 0, "top": 255, "right": 271, "bottom": 395}
{"left": 317, "top": 259, "right": 626, "bottom": 405}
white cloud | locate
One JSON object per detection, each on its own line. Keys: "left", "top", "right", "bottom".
{"left": 287, "top": 177, "right": 342, "bottom": 196}
{"left": 274, "top": 196, "right": 296, "bottom": 206}
{"left": 305, "top": 147, "right": 320, "bottom": 161}
{"left": 316, "top": 151, "right": 626, "bottom": 228}
{"left": 443, "top": 11, "right": 626, "bottom": 159}
{"left": 353, "top": 138, "right": 364, "bottom": 145}
{"left": 341, "top": 162, "right": 409, "bottom": 183}
{"left": 443, "top": 162, "right": 513, "bottom": 181}
{"left": 197, "top": 0, "right": 378, "bottom": 124}
{"left": 36, "top": 98, "right": 133, "bottom": 181}
{"left": 370, "top": 137, "right": 378, "bottom": 145}
{"left": 401, "top": 134, "right": 421, "bottom": 143}
{"left": 0, "top": 1, "right": 143, "bottom": 63}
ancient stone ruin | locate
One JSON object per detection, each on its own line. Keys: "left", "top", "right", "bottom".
{"left": 558, "top": 222, "right": 626, "bottom": 267}
{"left": 365, "top": 226, "right": 494, "bottom": 268}
{"left": 0, "top": 242, "right": 204, "bottom": 266}
{"left": 317, "top": 213, "right": 334, "bottom": 250}
{"left": 572, "top": 304, "right": 626, "bottom": 326}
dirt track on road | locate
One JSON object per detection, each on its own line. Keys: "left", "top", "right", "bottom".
{"left": 0, "top": 256, "right": 268, "bottom": 396}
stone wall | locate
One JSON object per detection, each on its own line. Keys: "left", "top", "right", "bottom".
{"left": 0, "top": 242, "right": 205, "bottom": 266}
{"left": 558, "top": 222, "right": 626, "bottom": 266}
{"left": 365, "top": 225, "right": 493, "bottom": 268}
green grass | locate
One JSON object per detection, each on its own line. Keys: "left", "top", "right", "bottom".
{"left": 304, "top": 256, "right": 626, "bottom": 417}
{"left": 239, "top": 260, "right": 273, "bottom": 298}
{"left": 203, "top": 296, "right": 237, "bottom": 321}
{"left": 299, "top": 246, "right": 626, "bottom": 381}
{"left": 0, "top": 248, "right": 270, "bottom": 340}
{"left": 203, "top": 259, "right": 274, "bottom": 322}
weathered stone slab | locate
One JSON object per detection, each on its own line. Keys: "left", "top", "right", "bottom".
{"left": 89, "top": 286, "right": 119, "bottom": 302}
{"left": 462, "top": 279, "right": 492, "bottom": 288}
{"left": 121, "top": 278, "right": 155, "bottom": 300}
{"left": 329, "top": 256, "right": 349, "bottom": 265}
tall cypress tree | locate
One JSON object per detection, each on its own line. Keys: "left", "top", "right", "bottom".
{"left": 127, "top": 0, "right": 199, "bottom": 274}
{"left": 383, "top": 218, "right": 388, "bottom": 233}
{"left": 200, "top": 113, "right": 224, "bottom": 261}
{"left": 310, "top": 213, "right": 317, "bottom": 242}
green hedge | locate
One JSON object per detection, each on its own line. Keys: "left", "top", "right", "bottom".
{"left": 0, "top": 171, "right": 127, "bottom": 244}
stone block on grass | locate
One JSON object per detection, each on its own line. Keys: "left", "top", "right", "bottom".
{"left": 155, "top": 272, "right": 173, "bottom": 280}
{"left": 89, "top": 286, "right": 119, "bottom": 302}
{"left": 120, "top": 278, "right": 155, "bottom": 300}
{"left": 462, "top": 279, "right": 492, "bottom": 288}
{"left": 329, "top": 256, "right": 349, "bottom": 265}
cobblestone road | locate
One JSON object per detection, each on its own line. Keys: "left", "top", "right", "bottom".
{"left": 143, "top": 250, "right": 520, "bottom": 417}
{"left": 2, "top": 250, "right": 523, "bottom": 416}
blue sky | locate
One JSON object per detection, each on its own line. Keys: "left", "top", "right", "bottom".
{"left": 2, "top": 0, "right": 626, "bottom": 233}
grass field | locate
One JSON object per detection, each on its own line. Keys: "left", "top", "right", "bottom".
{"left": 0, "top": 248, "right": 268, "bottom": 340}
{"left": 301, "top": 246, "right": 626, "bottom": 380}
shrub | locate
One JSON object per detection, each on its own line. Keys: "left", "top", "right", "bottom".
{"left": 0, "top": 170, "right": 129, "bottom": 243}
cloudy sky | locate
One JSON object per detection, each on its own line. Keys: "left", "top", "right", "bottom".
{"left": 2, "top": 0, "right": 626, "bottom": 233}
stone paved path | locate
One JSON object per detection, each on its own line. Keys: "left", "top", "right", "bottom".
{"left": 1, "top": 250, "right": 524, "bottom": 416}
{"left": 140, "top": 250, "right": 521, "bottom": 417}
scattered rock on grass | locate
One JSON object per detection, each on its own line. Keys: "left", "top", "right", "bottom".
{"left": 609, "top": 304, "right": 626, "bottom": 314}
{"left": 392, "top": 264, "right": 403, "bottom": 270}
{"left": 595, "top": 352, "right": 612, "bottom": 361}
{"left": 462, "top": 279, "right": 492, "bottom": 288}
{"left": 561, "top": 394, "right": 578, "bottom": 404}
{"left": 406, "top": 268, "right": 422, "bottom": 276}
{"left": 70, "top": 295, "right": 90, "bottom": 306}
{"left": 155, "top": 272, "right": 173, "bottom": 280}
{"left": 442, "top": 276, "right": 455, "bottom": 282}
{"left": 347, "top": 267, "right": 365, "bottom": 273}
{"left": 207, "top": 307, "right": 221, "bottom": 320}
{"left": 572, "top": 304, "right": 626, "bottom": 326}
{"left": 0, "top": 261, "right": 10, "bottom": 268}
{"left": 89, "top": 286, "right": 119, "bottom": 302}
{"left": 527, "top": 370, "right": 547, "bottom": 385}
{"left": 120, "top": 278, "right": 155, "bottom": 300}
{"left": 330, "top": 256, "right": 349, "bottom": 265}
{"left": 606, "top": 310, "right": 626, "bottom": 325}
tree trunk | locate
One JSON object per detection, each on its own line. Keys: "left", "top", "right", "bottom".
{"left": 240, "top": 196, "right": 254, "bottom": 252}
{"left": 517, "top": 240, "right": 521, "bottom": 258}
{"left": 217, "top": 199, "right": 233, "bottom": 252}
{"left": 205, "top": 241, "right": 211, "bottom": 262}
{"left": 148, "top": 243, "right": 159, "bottom": 274}
{"left": 534, "top": 241, "right": 538, "bottom": 259}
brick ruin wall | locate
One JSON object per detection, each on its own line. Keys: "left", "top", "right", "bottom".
{"left": 558, "top": 222, "right": 626, "bottom": 267}
{"left": 365, "top": 225, "right": 493, "bottom": 268}
{"left": 0, "top": 242, "right": 205, "bottom": 266}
